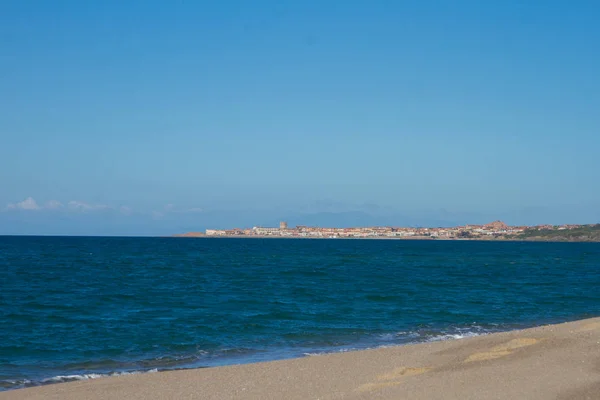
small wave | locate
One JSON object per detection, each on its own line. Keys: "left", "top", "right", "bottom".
{"left": 0, "top": 379, "right": 32, "bottom": 390}
{"left": 303, "top": 348, "right": 356, "bottom": 356}
{"left": 0, "top": 369, "right": 159, "bottom": 391}
{"left": 42, "top": 369, "right": 158, "bottom": 384}
{"left": 303, "top": 325, "right": 503, "bottom": 357}
{"left": 424, "top": 331, "right": 483, "bottom": 342}
{"left": 392, "top": 323, "right": 505, "bottom": 344}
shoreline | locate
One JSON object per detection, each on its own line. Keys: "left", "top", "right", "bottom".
{"left": 3, "top": 317, "right": 600, "bottom": 399}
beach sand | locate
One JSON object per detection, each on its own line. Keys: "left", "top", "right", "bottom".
{"left": 2, "top": 317, "right": 600, "bottom": 400}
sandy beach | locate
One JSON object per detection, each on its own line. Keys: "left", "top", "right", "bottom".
{"left": 2, "top": 317, "right": 599, "bottom": 400}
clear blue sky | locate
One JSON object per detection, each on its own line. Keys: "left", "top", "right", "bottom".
{"left": 1, "top": 0, "right": 599, "bottom": 235}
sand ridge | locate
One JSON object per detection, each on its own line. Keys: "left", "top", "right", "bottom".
{"left": 356, "top": 366, "right": 431, "bottom": 392}
{"left": 575, "top": 321, "right": 600, "bottom": 332}
{"left": 463, "top": 337, "right": 541, "bottom": 362}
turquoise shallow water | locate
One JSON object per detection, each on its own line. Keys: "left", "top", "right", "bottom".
{"left": 1, "top": 237, "right": 599, "bottom": 390}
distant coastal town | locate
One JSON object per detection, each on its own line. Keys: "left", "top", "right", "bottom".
{"left": 175, "top": 221, "right": 600, "bottom": 241}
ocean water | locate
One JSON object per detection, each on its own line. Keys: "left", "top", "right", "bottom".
{"left": 1, "top": 237, "right": 600, "bottom": 391}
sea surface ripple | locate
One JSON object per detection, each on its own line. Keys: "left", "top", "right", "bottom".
{"left": 1, "top": 237, "right": 599, "bottom": 390}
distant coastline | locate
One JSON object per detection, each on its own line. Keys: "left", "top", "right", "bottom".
{"left": 174, "top": 221, "right": 600, "bottom": 242}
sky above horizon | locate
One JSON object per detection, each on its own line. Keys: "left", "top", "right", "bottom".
{"left": 2, "top": 0, "right": 600, "bottom": 235}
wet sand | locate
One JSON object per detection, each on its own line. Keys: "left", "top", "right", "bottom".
{"left": 2, "top": 317, "right": 600, "bottom": 399}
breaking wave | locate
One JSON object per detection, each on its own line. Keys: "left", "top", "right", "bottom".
{"left": 0, "top": 369, "right": 159, "bottom": 391}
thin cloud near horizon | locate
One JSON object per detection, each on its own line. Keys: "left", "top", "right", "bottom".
{"left": 5, "top": 197, "right": 115, "bottom": 213}
{"left": 3, "top": 197, "right": 205, "bottom": 216}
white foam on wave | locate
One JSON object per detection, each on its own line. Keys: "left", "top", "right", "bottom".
{"left": 1, "top": 369, "right": 163, "bottom": 391}
{"left": 0, "top": 379, "right": 33, "bottom": 389}
{"left": 19, "top": 368, "right": 158, "bottom": 386}
{"left": 380, "top": 331, "right": 421, "bottom": 341}
{"left": 303, "top": 348, "right": 359, "bottom": 356}
{"left": 40, "top": 369, "right": 158, "bottom": 384}
{"left": 394, "top": 323, "right": 500, "bottom": 344}
{"left": 424, "top": 331, "right": 483, "bottom": 342}
{"left": 302, "top": 327, "right": 495, "bottom": 357}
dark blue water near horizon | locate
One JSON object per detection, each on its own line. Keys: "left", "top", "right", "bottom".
{"left": 1, "top": 237, "right": 600, "bottom": 391}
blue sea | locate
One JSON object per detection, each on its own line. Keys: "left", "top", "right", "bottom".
{"left": 1, "top": 237, "right": 600, "bottom": 391}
